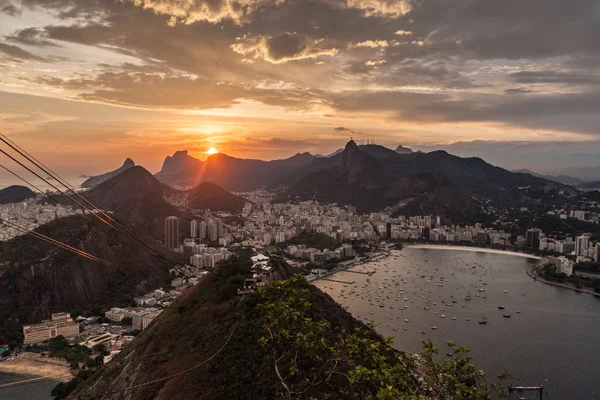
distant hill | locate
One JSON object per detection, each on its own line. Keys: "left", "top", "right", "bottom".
{"left": 0, "top": 185, "right": 36, "bottom": 204}
{"left": 187, "top": 182, "right": 246, "bottom": 213}
{"left": 279, "top": 140, "right": 573, "bottom": 222}
{"left": 0, "top": 215, "right": 177, "bottom": 346}
{"left": 155, "top": 151, "right": 316, "bottom": 191}
{"left": 81, "top": 158, "right": 135, "bottom": 188}
{"left": 84, "top": 166, "right": 182, "bottom": 239}
{"left": 553, "top": 165, "right": 600, "bottom": 181}
{"left": 394, "top": 144, "right": 414, "bottom": 154}
{"left": 512, "top": 169, "right": 583, "bottom": 186}
{"left": 577, "top": 181, "right": 600, "bottom": 190}
{"left": 155, "top": 150, "right": 200, "bottom": 178}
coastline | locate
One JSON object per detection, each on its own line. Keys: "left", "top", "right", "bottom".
{"left": 405, "top": 244, "right": 541, "bottom": 260}
{"left": 0, "top": 357, "right": 72, "bottom": 383}
{"left": 526, "top": 262, "right": 600, "bottom": 297}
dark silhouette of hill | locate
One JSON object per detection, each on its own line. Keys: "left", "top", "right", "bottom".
{"left": 512, "top": 169, "right": 583, "bottom": 186}
{"left": 187, "top": 182, "right": 246, "bottom": 213}
{"left": 394, "top": 144, "right": 414, "bottom": 154}
{"left": 280, "top": 140, "right": 573, "bottom": 222}
{"left": 84, "top": 166, "right": 182, "bottom": 239}
{"left": 0, "top": 185, "right": 36, "bottom": 204}
{"left": 155, "top": 151, "right": 316, "bottom": 191}
{"left": 81, "top": 158, "right": 135, "bottom": 188}
{"left": 0, "top": 215, "right": 177, "bottom": 346}
{"left": 155, "top": 150, "right": 200, "bottom": 178}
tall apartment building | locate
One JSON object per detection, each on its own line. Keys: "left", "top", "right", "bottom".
{"left": 165, "top": 216, "right": 180, "bottom": 249}
{"left": 575, "top": 235, "right": 590, "bottom": 256}
{"left": 22, "top": 313, "right": 79, "bottom": 345}
{"left": 190, "top": 220, "right": 198, "bottom": 238}
{"left": 207, "top": 219, "right": 218, "bottom": 241}
{"left": 199, "top": 220, "right": 207, "bottom": 239}
{"left": 526, "top": 229, "right": 541, "bottom": 248}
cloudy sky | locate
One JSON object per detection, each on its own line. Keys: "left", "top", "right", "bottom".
{"left": 1, "top": 0, "right": 600, "bottom": 175}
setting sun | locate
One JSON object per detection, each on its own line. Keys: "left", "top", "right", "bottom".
{"left": 206, "top": 147, "right": 219, "bottom": 155}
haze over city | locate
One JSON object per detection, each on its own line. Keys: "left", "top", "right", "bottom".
{"left": 1, "top": 0, "right": 600, "bottom": 174}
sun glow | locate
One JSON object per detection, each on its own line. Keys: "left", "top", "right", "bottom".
{"left": 206, "top": 147, "right": 219, "bottom": 155}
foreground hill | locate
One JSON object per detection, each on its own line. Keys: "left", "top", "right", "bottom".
{"left": 280, "top": 140, "right": 573, "bottom": 222}
{"left": 81, "top": 158, "right": 135, "bottom": 188}
{"left": 60, "top": 257, "right": 505, "bottom": 400}
{"left": 155, "top": 150, "right": 316, "bottom": 191}
{"left": 0, "top": 215, "right": 178, "bottom": 346}
{"left": 0, "top": 185, "right": 36, "bottom": 204}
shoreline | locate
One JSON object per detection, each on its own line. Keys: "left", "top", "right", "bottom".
{"left": 0, "top": 357, "right": 72, "bottom": 383}
{"left": 405, "top": 244, "right": 541, "bottom": 260}
{"left": 526, "top": 262, "right": 600, "bottom": 297}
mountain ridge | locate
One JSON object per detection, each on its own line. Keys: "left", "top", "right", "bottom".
{"left": 81, "top": 158, "right": 135, "bottom": 188}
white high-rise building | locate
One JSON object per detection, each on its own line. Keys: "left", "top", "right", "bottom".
{"left": 190, "top": 220, "right": 198, "bottom": 238}
{"left": 199, "top": 221, "right": 207, "bottom": 239}
{"left": 575, "top": 235, "right": 590, "bottom": 256}
{"left": 165, "top": 216, "right": 180, "bottom": 249}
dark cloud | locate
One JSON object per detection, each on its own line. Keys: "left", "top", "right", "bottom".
{"left": 1, "top": 0, "right": 21, "bottom": 15}
{"left": 504, "top": 88, "right": 534, "bottom": 95}
{"left": 334, "top": 126, "right": 361, "bottom": 135}
{"left": 4, "top": 0, "right": 600, "bottom": 137}
{"left": 0, "top": 41, "right": 46, "bottom": 61}
{"left": 510, "top": 71, "right": 600, "bottom": 85}
{"left": 5, "top": 27, "right": 61, "bottom": 47}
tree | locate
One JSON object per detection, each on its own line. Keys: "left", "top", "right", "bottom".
{"left": 258, "top": 275, "right": 510, "bottom": 399}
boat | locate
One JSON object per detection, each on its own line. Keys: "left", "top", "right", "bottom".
{"left": 431, "top": 326, "right": 438, "bottom": 330}
{"left": 503, "top": 289, "right": 508, "bottom": 293}
{"left": 498, "top": 305, "right": 505, "bottom": 310}
{"left": 421, "top": 330, "right": 426, "bottom": 334}
{"left": 465, "top": 318, "right": 471, "bottom": 321}
{"left": 503, "top": 314, "right": 511, "bottom": 318}
{"left": 451, "top": 316, "right": 457, "bottom": 320}
{"left": 478, "top": 317, "right": 488, "bottom": 325}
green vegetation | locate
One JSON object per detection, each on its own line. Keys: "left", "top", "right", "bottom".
{"left": 61, "top": 257, "right": 512, "bottom": 400}
{"left": 284, "top": 232, "right": 340, "bottom": 250}
{"left": 540, "top": 264, "right": 600, "bottom": 293}
{"left": 258, "top": 275, "right": 510, "bottom": 399}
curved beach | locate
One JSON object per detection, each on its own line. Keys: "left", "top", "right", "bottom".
{"left": 406, "top": 244, "right": 541, "bottom": 260}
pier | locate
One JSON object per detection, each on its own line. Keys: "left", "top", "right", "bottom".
{"left": 321, "top": 278, "right": 356, "bottom": 284}
{"left": 345, "top": 270, "right": 375, "bottom": 276}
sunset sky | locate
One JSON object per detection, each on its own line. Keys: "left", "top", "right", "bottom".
{"left": 1, "top": 0, "right": 600, "bottom": 175}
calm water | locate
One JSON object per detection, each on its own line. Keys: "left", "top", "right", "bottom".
{"left": 0, "top": 175, "right": 87, "bottom": 194}
{"left": 0, "top": 373, "right": 56, "bottom": 400}
{"left": 314, "top": 247, "right": 600, "bottom": 399}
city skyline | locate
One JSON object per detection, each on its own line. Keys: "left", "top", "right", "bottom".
{"left": 1, "top": 0, "right": 600, "bottom": 174}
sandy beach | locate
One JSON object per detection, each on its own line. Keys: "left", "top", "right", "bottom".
{"left": 407, "top": 244, "right": 541, "bottom": 260}
{"left": 0, "top": 357, "right": 72, "bottom": 382}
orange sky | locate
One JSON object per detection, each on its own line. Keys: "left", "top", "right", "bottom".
{"left": 1, "top": 0, "right": 600, "bottom": 175}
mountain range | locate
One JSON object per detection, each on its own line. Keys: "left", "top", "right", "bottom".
{"left": 81, "top": 158, "right": 135, "bottom": 188}
{"left": 74, "top": 141, "right": 575, "bottom": 224}
{"left": 277, "top": 140, "right": 573, "bottom": 221}
{"left": 82, "top": 166, "right": 245, "bottom": 239}
{"left": 155, "top": 150, "right": 316, "bottom": 191}
{"left": 512, "top": 169, "right": 585, "bottom": 186}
